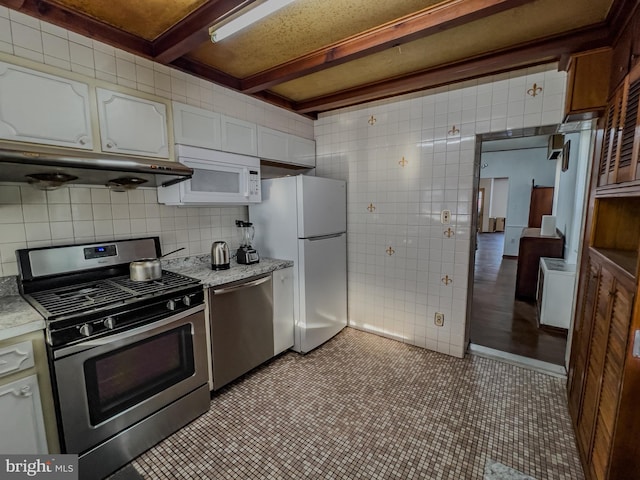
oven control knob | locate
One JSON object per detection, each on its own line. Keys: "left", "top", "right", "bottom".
{"left": 166, "top": 299, "right": 176, "bottom": 311}
{"left": 79, "top": 323, "right": 93, "bottom": 337}
{"left": 183, "top": 295, "right": 191, "bottom": 306}
{"left": 103, "top": 317, "right": 116, "bottom": 330}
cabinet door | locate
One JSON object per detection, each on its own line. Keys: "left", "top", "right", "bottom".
{"left": 172, "top": 102, "right": 221, "bottom": 150}
{"left": 0, "top": 61, "right": 92, "bottom": 149}
{"left": 258, "top": 126, "right": 288, "bottom": 162}
{"left": 568, "top": 255, "right": 600, "bottom": 425}
{"left": 96, "top": 88, "right": 169, "bottom": 158}
{"left": 289, "top": 135, "right": 316, "bottom": 167}
{"left": 220, "top": 115, "right": 257, "bottom": 156}
{"left": 0, "top": 374, "right": 47, "bottom": 454}
{"left": 598, "top": 84, "right": 626, "bottom": 187}
{"left": 273, "top": 267, "right": 294, "bottom": 355}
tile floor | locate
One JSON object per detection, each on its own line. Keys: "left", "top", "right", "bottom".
{"left": 118, "top": 328, "right": 583, "bottom": 480}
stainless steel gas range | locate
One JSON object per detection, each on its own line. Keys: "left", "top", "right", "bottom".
{"left": 16, "top": 237, "right": 210, "bottom": 480}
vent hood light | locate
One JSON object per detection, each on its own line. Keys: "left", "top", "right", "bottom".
{"left": 210, "top": 0, "right": 296, "bottom": 43}
{"left": 26, "top": 172, "right": 78, "bottom": 190}
{"left": 106, "top": 177, "right": 148, "bottom": 192}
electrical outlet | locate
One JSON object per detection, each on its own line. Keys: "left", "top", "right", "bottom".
{"left": 434, "top": 312, "right": 444, "bottom": 327}
{"left": 440, "top": 210, "right": 451, "bottom": 224}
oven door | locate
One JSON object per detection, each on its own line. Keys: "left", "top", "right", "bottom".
{"left": 53, "top": 306, "right": 208, "bottom": 454}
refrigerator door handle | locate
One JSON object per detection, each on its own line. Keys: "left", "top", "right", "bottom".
{"left": 306, "top": 233, "right": 344, "bottom": 241}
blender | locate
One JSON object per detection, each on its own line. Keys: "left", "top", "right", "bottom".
{"left": 235, "top": 220, "right": 259, "bottom": 264}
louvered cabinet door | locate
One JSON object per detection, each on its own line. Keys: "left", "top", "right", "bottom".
{"left": 576, "top": 267, "right": 614, "bottom": 459}
{"left": 568, "top": 255, "right": 601, "bottom": 425}
{"left": 598, "top": 85, "right": 626, "bottom": 187}
{"left": 589, "top": 273, "right": 634, "bottom": 480}
{"left": 616, "top": 64, "right": 640, "bottom": 183}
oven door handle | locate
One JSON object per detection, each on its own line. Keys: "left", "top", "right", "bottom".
{"left": 53, "top": 304, "right": 204, "bottom": 359}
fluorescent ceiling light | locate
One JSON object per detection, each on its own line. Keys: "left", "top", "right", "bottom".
{"left": 210, "top": 0, "right": 296, "bottom": 43}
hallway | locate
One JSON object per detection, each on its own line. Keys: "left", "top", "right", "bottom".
{"left": 470, "top": 232, "right": 567, "bottom": 365}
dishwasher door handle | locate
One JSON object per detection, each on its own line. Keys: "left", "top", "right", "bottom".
{"left": 213, "top": 275, "right": 271, "bottom": 295}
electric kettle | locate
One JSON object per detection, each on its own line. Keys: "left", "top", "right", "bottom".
{"left": 211, "top": 241, "right": 230, "bottom": 270}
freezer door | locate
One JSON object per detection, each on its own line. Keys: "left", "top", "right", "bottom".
{"left": 297, "top": 176, "right": 346, "bottom": 238}
{"left": 297, "top": 233, "right": 347, "bottom": 353}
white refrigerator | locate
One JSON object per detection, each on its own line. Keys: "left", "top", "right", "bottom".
{"left": 249, "top": 175, "right": 347, "bottom": 353}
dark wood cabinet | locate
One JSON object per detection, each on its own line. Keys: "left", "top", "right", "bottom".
{"left": 515, "top": 228, "right": 563, "bottom": 300}
{"left": 528, "top": 186, "right": 554, "bottom": 228}
{"left": 564, "top": 48, "right": 612, "bottom": 122}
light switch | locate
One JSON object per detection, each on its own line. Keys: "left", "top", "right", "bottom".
{"left": 441, "top": 210, "right": 451, "bottom": 224}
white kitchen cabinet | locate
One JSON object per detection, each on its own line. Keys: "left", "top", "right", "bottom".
{"left": 0, "top": 61, "right": 93, "bottom": 150}
{"left": 0, "top": 335, "right": 48, "bottom": 455}
{"left": 536, "top": 257, "right": 577, "bottom": 329}
{"left": 96, "top": 88, "right": 169, "bottom": 158}
{"left": 220, "top": 114, "right": 258, "bottom": 156}
{"left": 273, "top": 267, "right": 294, "bottom": 355}
{"left": 172, "top": 102, "right": 221, "bottom": 150}
{"left": 288, "top": 135, "right": 315, "bottom": 167}
{"left": 258, "top": 126, "right": 289, "bottom": 162}
{"left": 0, "top": 374, "right": 47, "bottom": 454}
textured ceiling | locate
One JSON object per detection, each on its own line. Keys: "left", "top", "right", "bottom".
{"left": 2, "top": 0, "right": 627, "bottom": 117}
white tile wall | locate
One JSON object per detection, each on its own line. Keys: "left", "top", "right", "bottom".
{"left": 0, "top": 184, "right": 247, "bottom": 276}
{"left": 315, "top": 65, "right": 567, "bottom": 358}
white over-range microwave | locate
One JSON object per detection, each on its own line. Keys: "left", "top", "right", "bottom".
{"left": 157, "top": 144, "right": 261, "bottom": 205}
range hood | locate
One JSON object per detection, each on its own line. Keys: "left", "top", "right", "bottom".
{"left": 0, "top": 143, "right": 192, "bottom": 190}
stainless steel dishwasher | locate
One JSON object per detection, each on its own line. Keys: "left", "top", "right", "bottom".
{"left": 209, "top": 273, "right": 274, "bottom": 390}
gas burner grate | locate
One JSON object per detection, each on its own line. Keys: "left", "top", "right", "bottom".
{"left": 26, "top": 271, "right": 200, "bottom": 319}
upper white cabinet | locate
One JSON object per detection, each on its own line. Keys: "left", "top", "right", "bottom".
{"left": 289, "top": 135, "right": 315, "bottom": 167}
{"left": 258, "top": 126, "right": 289, "bottom": 162}
{"left": 173, "top": 102, "right": 221, "bottom": 150}
{"left": 221, "top": 114, "right": 258, "bottom": 156}
{"left": 0, "top": 61, "right": 93, "bottom": 150}
{"left": 257, "top": 125, "right": 316, "bottom": 167}
{"left": 96, "top": 88, "right": 169, "bottom": 158}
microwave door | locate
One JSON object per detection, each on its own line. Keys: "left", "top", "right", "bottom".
{"left": 180, "top": 160, "right": 246, "bottom": 203}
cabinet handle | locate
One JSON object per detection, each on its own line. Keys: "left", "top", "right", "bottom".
{"left": 79, "top": 137, "right": 87, "bottom": 145}
{"left": 106, "top": 142, "right": 114, "bottom": 149}
{"left": 11, "top": 385, "right": 32, "bottom": 398}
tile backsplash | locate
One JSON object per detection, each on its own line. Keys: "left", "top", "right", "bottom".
{"left": 0, "top": 183, "right": 247, "bottom": 276}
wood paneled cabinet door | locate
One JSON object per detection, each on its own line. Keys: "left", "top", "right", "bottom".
{"left": 598, "top": 62, "right": 640, "bottom": 186}
{"left": 569, "top": 251, "right": 636, "bottom": 480}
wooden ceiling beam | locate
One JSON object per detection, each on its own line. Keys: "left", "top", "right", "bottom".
{"left": 153, "top": 0, "right": 257, "bottom": 64}
{"left": 294, "top": 25, "right": 610, "bottom": 115}
{"left": 170, "top": 57, "right": 243, "bottom": 90}
{"left": 240, "top": 0, "right": 534, "bottom": 94}
{"left": 0, "top": 0, "right": 152, "bottom": 56}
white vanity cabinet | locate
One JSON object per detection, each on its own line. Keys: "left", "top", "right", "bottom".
{"left": 0, "top": 337, "right": 49, "bottom": 454}
{"left": 273, "top": 267, "right": 294, "bottom": 355}
{"left": 96, "top": 88, "right": 169, "bottom": 158}
{"left": 172, "top": 102, "right": 221, "bottom": 150}
{"left": 221, "top": 114, "right": 258, "bottom": 156}
{"left": 0, "top": 61, "right": 93, "bottom": 150}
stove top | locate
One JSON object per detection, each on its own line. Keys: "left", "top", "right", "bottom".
{"left": 24, "top": 270, "right": 200, "bottom": 321}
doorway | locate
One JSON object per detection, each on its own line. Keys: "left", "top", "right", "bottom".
{"left": 466, "top": 126, "right": 592, "bottom": 368}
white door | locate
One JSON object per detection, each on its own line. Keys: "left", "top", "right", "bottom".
{"left": 0, "top": 61, "right": 93, "bottom": 149}
{"left": 297, "top": 176, "right": 346, "bottom": 238}
{"left": 297, "top": 233, "right": 347, "bottom": 353}
{"left": 0, "top": 374, "right": 48, "bottom": 454}
{"left": 96, "top": 88, "right": 169, "bottom": 158}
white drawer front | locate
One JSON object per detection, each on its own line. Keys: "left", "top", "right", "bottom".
{"left": 0, "top": 340, "right": 35, "bottom": 378}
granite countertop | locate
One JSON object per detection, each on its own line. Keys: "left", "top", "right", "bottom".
{"left": 0, "top": 277, "right": 45, "bottom": 341}
{"left": 164, "top": 255, "right": 293, "bottom": 288}
{"left": 0, "top": 255, "right": 293, "bottom": 341}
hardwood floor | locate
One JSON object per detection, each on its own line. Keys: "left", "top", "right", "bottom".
{"left": 469, "top": 232, "right": 567, "bottom": 366}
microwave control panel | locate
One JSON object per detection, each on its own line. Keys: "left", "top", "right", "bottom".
{"left": 248, "top": 170, "right": 261, "bottom": 201}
